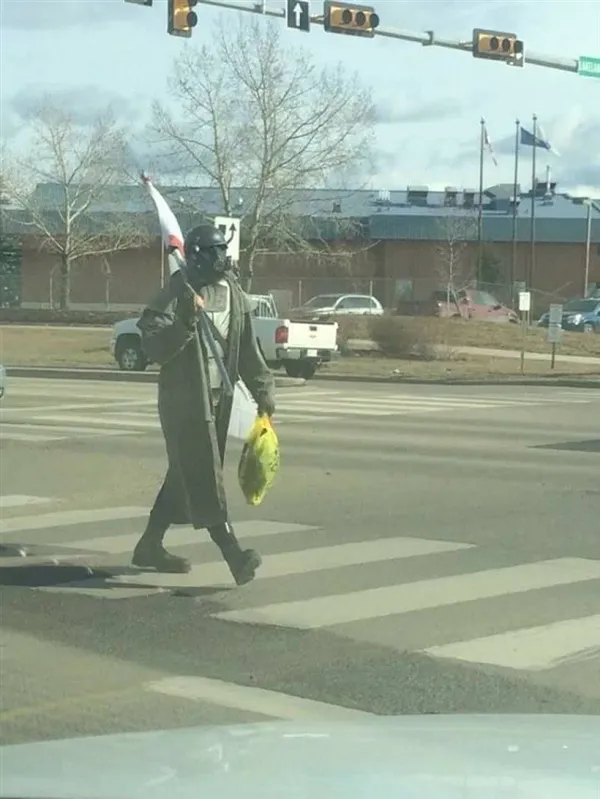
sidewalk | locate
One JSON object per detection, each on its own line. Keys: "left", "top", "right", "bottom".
{"left": 454, "top": 346, "right": 600, "bottom": 365}
{"left": 346, "top": 339, "right": 600, "bottom": 366}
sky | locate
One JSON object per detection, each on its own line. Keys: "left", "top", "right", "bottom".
{"left": 1, "top": 0, "right": 599, "bottom": 198}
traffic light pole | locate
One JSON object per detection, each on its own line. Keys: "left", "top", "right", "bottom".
{"left": 196, "top": 0, "right": 579, "bottom": 75}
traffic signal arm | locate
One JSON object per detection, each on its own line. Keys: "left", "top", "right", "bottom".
{"left": 324, "top": 1, "right": 379, "bottom": 38}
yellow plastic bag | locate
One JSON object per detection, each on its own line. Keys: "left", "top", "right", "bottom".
{"left": 238, "top": 415, "right": 280, "bottom": 506}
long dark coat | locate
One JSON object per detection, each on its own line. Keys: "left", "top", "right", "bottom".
{"left": 137, "top": 272, "right": 275, "bottom": 530}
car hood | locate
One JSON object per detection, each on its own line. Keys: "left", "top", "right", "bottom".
{"left": 1, "top": 715, "right": 599, "bottom": 798}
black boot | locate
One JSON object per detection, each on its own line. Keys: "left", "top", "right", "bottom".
{"left": 208, "top": 523, "right": 262, "bottom": 586}
{"left": 132, "top": 516, "right": 191, "bottom": 574}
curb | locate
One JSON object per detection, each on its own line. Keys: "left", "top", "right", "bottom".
{"left": 5, "top": 366, "right": 306, "bottom": 389}
{"left": 314, "top": 372, "right": 600, "bottom": 389}
{"left": 5, "top": 365, "right": 599, "bottom": 390}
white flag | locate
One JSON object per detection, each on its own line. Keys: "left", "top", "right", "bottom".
{"left": 141, "top": 173, "right": 185, "bottom": 275}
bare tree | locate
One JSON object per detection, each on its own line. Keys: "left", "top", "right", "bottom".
{"left": 3, "top": 103, "right": 147, "bottom": 309}
{"left": 435, "top": 210, "right": 478, "bottom": 315}
{"left": 148, "top": 16, "right": 376, "bottom": 290}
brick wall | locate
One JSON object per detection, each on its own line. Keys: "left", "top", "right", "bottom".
{"left": 19, "top": 234, "right": 599, "bottom": 312}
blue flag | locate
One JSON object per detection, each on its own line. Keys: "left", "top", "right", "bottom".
{"left": 520, "top": 127, "right": 553, "bottom": 151}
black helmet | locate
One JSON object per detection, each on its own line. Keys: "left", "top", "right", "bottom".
{"left": 184, "top": 224, "right": 230, "bottom": 286}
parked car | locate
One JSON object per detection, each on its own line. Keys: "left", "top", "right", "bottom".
{"left": 291, "top": 293, "right": 384, "bottom": 320}
{"left": 537, "top": 298, "right": 600, "bottom": 333}
{"left": 110, "top": 292, "right": 339, "bottom": 380}
{"left": 397, "top": 289, "right": 518, "bottom": 323}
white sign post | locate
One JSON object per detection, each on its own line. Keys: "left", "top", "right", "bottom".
{"left": 214, "top": 216, "right": 241, "bottom": 264}
{"left": 518, "top": 291, "right": 531, "bottom": 374}
{"left": 547, "top": 303, "right": 563, "bottom": 369}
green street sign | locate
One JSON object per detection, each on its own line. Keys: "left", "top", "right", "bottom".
{"left": 578, "top": 55, "right": 600, "bottom": 78}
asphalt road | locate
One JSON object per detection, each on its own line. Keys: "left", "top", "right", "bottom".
{"left": 1, "top": 377, "right": 600, "bottom": 745}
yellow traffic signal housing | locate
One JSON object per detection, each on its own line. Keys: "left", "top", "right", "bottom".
{"left": 472, "top": 28, "right": 524, "bottom": 66}
{"left": 168, "top": 0, "right": 198, "bottom": 38}
{"left": 324, "top": 1, "right": 379, "bottom": 38}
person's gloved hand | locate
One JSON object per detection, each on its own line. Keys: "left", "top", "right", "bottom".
{"left": 177, "top": 284, "right": 204, "bottom": 329}
{"left": 257, "top": 393, "right": 275, "bottom": 418}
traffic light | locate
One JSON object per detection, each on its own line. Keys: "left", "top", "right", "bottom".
{"left": 168, "top": 0, "right": 198, "bottom": 38}
{"left": 323, "top": 1, "right": 379, "bottom": 38}
{"left": 472, "top": 28, "right": 524, "bottom": 66}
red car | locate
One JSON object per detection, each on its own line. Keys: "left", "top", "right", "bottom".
{"left": 433, "top": 289, "right": 519, "bottom": 323}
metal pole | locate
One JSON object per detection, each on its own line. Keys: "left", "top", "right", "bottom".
{"left": 477, "top": 118, "right": 485, "bottom": 285}
{"left": 511, "top": 119, "right": 520, "bottom": 298}
{"left": 584, "top": 201, "right": 592, "bottom": 297}
{"left": 529, "top": 114, "right": 537, "bottom": 291}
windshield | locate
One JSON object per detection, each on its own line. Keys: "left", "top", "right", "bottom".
{"left": 563, "top": 300, "right": 599, "bottom": 312}
{"left": 301, "top": 295, "right": 340, "bottom": 309}
{"left": 1, "top": 0, "right": 599, "bottom": 773}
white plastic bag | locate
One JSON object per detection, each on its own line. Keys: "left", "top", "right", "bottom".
{"left": 227, "top": 380, "right": 257, "bottom": 440}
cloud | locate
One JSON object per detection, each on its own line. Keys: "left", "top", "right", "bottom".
{"left": 375, "top": 98, "right": 465, "bottom": 125}
{"left": 1, "top": 0, "right": 135, "bottom": 29}
{"left": 9, "top": 85, "right": 138, "bottom": 127}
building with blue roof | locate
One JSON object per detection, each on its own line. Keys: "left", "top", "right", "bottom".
{"left": 2, "top": 180, "right": 598, "bottom": 312}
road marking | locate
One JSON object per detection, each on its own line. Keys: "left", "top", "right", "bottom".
{"left": 0, "top": 422, "right": 140, "bottom": 438}
{"left": 0, "top": 495, "right": 54, "bottom": 509}
{"left": 59, "top": 520, "right": 319, "bottom": 555}
{"left": 422, "top": 614, "right": 600, "bottom": 671}
{"left": 107, "top": 536, "right": 474, "bottom": 589}
{"left": 0, "top": 399, "right": 156, "bottom": 414}
{"left": 32, "top": 414, "right": 159, "bottom": 429}
{"left": 0, "top": 506, "right": 148, "bottom": 535}
{"left": 117, "top": 536, "right": 472, "bottom": 588}
{"left": 0, "top": 430, "right": 68, "bottom": 442}
{"left": 272, "top": 403, "right": 397, "bottom": 417}
{"left": 146, "top": 676, "right": 373, "bottom": 720}
{"left": 212, "top": 558, "right": 600, "bottom": 629}
{"left": 40, "top": 579, "right": 167, "bottom": 600}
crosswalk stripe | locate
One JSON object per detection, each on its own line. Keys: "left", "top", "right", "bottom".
{"left": 277, "top": 396, "right": 535, "bottom": 408}
{"left": 0, "top": 506, "right": 148, "bottom": 535}
{"left": 0, "top": 430, "right": 68, "bottom": 442}
{"left": 1, "top": 422, "right": 140, "bottom": 438}
{"left": 0, "top": 495, "right": 54, "bottom": 509}
{"left": 146, "top": 675, "right": 373, "bottom": 720}
{"left": 212, "top": 558, "right": 600, "bottom": 629}
{"left": 272, "top": 403, "right": 397, "bottom": 416}
{"left": 0, "top": 399, "right": 157, "bottom": 415}
{"left": 107, "top": 536, "right": 474, "bottom": 589}
{"left": 61, "top": 520, "right": 318, "bottom": 555}
{"left": 421, "top": 614, "right": 600, "bottom": 671}
{"left": 32, "top": 414, "right": 159, "bottom": 429}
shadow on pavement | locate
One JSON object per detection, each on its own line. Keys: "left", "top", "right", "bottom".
{"left": 533, "top": 439, "right": 600, "bottom": 454}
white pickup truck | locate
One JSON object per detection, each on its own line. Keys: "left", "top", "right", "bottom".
{"left": 110, "top": 293, "right": 339, "bottom": 380}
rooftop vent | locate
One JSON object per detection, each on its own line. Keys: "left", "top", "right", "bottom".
{"left": 407, "top": 185, "right": 429, "bottom": 206}
{"left": 534, "top": 179, "right": 556, "bottom": 198}
{"left": 332, "top": 200, "right": 342, "bottom": 213}
{"left": 444, "top": 186, "right": 458, "bottom": 207}
{"left": 463, "top": 189, "right": 476, "bottom": 208}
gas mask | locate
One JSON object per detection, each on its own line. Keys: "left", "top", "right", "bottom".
{"left": 183, "top": 224, "right": 232, "bottom": 290}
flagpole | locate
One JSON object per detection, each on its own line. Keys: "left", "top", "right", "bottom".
{"left": 529, "top": 113, "right": 537, "bottom": 289}
{"left": 477, "top": 117, "right": 485, "bottom": 284}
{"left": 511, "top": 119, "right": 520, "bottom": 298}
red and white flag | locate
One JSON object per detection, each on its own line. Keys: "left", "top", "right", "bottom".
{"left": 483, "top": 125, "right": 498, "bottom": 167}
{"left": 141, "top": 173, "right": 185, "bottom": 275}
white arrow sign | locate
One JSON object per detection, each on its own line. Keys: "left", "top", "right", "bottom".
{"left": 214, "top": 216, "right": 240, "bottom": 263}
{"left": 293, "top": 2, "right": 302, "bottom": 26}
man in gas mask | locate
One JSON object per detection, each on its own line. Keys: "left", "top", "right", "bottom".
{"left": 131, "top": 224, "right": 275, "bottom": 586}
